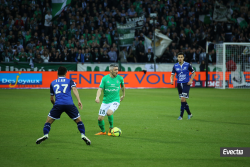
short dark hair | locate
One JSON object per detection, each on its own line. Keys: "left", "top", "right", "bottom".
{"left": 110, "top": 63, "right": 118, "bottom": 68}
{"left": 58, "top": 66, "right": 67, "bottom": 76}
{"left": 177, "top": 52, "right": 184, "bottom": 57}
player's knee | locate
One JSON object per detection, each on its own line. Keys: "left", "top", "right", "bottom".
{"left": 181, "top": 97, "right": 186, "bottom": 102}
{"left": 46, "top": 117, "right": 55, "bottom": 124}
{"left": 74, "top": 117, "right": 82, "bottom": 123}
{"left": 98, "top": 116, "right": 104, "bottom": 121}
{"left": 107, "top": 110, "right": 113, "bottom": 116}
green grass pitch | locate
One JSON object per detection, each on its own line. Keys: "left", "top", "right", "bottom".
{"left": 0, "top": 88, "right": 249, "bottom": 167}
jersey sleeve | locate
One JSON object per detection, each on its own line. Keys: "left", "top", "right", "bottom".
{"left": 70, "top": 80, "right": 76, "bottom": 88}
{"left": 188, "top": 64, "right": 195, "bottom": 73}
{"left": 171, "top": 66, "right": 176, "bottom": 75}
{"left": 99, "top": 77, "right": 105, "bottom": 89}
{"left": 50, "top": 83, "right": 54, "bottom": 96}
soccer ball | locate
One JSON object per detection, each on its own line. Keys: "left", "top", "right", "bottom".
{"left": 111, "top": 127, "right": 122, "bottom": 137}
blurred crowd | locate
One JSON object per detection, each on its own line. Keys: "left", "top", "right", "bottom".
{"left": 0, "top": 0, "right": 250, "bottom": 65}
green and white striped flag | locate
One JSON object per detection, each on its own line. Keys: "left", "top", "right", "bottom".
{"left": 199, "top": 15, "right": 211, "bottom": 24}
{"left": 117, "top": 22, "right": 136, "bottom": 46}
{"left": 118, "top": 33, "right": 134, "bottom": 46}
{"left": 237, "top": 17, "right": 248, "bottom": 29}
{"left": 117, "top": 22, "right": 135, "bottom": 34}
{"left": 52, "top": 0, "right": 71, "bottom": 18}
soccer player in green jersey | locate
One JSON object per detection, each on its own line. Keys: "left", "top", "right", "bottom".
{"left": 95, "top": 64, "right": 125, "bottom": 136}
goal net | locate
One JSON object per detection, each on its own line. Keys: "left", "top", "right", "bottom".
{"left": 215, "top": 43, "right": 250, "bottom": 89}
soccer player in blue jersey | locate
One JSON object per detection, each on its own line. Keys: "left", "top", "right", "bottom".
{"left": 36, "top": 66, "right": 91, "bottom": 145}
{"left": 171, "top": 52, "right": 196, "bottom": 120}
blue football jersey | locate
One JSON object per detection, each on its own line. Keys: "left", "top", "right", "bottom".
{"left": 171, "top": 62, "right": 195, "bottom": 83}
{"left": 50, "top": 77, "right": 76, "bottom": 105}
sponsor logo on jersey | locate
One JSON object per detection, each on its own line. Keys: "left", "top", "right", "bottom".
{"left": 178, "top": 72, "right": 186, "bottom": 81}
{"left": 105, "top": 88, "right": 118, "bottom": 92}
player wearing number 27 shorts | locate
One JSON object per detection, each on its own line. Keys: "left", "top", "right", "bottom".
{"left": 95, "top": 64, "right": 125, "bottom": 136}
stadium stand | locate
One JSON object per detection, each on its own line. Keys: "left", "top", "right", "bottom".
{"left": 0, "top": 0, "right": 249, "bottom": 64}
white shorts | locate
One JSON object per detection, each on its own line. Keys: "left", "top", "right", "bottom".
{"left": 99, "top": 102, "right": 120, "bottom": 116}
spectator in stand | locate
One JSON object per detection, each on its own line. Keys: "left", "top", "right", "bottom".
{"left": 108, "top": 47, "right": 117, "bottom": 62}
{"left": 54, "top": 51, "right": 62, "bottom": 62}
{"left": 18, "top": 48, "right": 27, "bottom": 62}
{"left": 68, "top": 48, "right": 76, "bottom": 62}
{"left": 145, "top": 48, "right": 154, "bottom": 63}
{"left": 127, "top": 46, "right": 137, "bottom": 63}
{"left": 61, "top": 49, "right": 69, "bottom": 62}
{"left": 136, "top": 40, "right": 144, "bottom": 62}
{"left": 85, "top": 48, "right": 92, "bottom": 62}
{"left": 75, "top": 49, "right": 84, "bottom": 64}
{"left": 207, "top": 50, "right": 214, "bottom": 64}
{"left": 200, "top": 60, "right": 206, "bottom": 72}
{"left": 198, "top": 48, "right": 206, "bottom": 64}
{"left": 93, "top": 48, "right": 101, "bottom": 63}
{"left": 119, "top": 47, "right": 128, "bottom": 63}
{"left": 15, "top": 15, "right": 24, "bottom": 26}
{"left": 160, "top": 48, "right": 170, "bottom": 63}
{"left": 27, "top": 49, "right": 35, "bottom": 64}
{"left": 34, "top": 54, "right": 44, "bottom": 64}
{"left": 44, "top": 11, "right": 52, "bottom": 37}
{"left": 49, "top": 48, "right": 56, "bottom": 62}
{"left": 190, "top": 48, "right": 199, "bottom": 63}
{"left": 42, "top": 50, "right": 50, "bottom": 63}
{"left": 102, "top": 50, "right": 109, "bottom": 62}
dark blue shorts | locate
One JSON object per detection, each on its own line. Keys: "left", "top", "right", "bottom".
{"left": 177, "top": 83, "right": 190, "bottom": 99}
{"left": 48, "top": 105, "right": 80, "bottom": 120}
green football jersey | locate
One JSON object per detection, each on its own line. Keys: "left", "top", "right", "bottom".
{"left": 99, "top": 74, "right": 124, "bottom": 104}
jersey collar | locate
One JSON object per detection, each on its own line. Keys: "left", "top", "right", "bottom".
{"left": 178, "top": 61, "right": 185, "bottom": 66}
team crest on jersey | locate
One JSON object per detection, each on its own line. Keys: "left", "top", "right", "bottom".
{"left": 183, "top": 67, "right": 187, "bottom": 70}
{"left": 176, "top": 68, "right": 180, "bottom": 71}
{"left": 107, "top": 81, "right": 109, "bottom": 83}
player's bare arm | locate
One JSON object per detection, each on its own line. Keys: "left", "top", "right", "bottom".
{"left": 171, "top": 74, "right": 175, "bottom": 85}
{"left": 187, "top": 72, "right": 196, "bottom": 85}
{"left": 50, "top": 95, "right": 55, "bottom": 105}
{"left": 95, "top": 88, "right": 102, "bottom": 103}
{"left": 120, "top": 84, "right": 125, "bottom": 102}
{"left": 72, "top": 87, "right": 82, "bottom": 109}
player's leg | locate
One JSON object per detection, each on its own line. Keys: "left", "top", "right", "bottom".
{"left": 65, "top": 105, "right": 91, "bottom": 145}
{"left": 95, "top": 103, "right": 109, "bottom": 135}
{"left": 177, "top": 83, "right": 184, "bottom": 120}
{"left": 36, "top": 105, "right": 63, "bottom": 144}
{"left": 182, "top": 84, "right": 192, "bottom": 119}
{"left": 74, "top": 117, "right": 91, "bottom": 145}
{"left": 107, "top": 109, "right": 114, "bottom": 136}
{"left": 96, "top": 115, "right": 106, "bottom": 135}
{"left": 43, "top": 116, "right": 55, "bottom": 136}
{"left": 107, "top": 102, "right": 120, "bottom": 136}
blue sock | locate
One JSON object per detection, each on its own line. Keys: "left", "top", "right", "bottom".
{"left": 43, "top": 123, "right": 51, "bottom": 135}
{"left": 77, "top": 121, "right": 85, "bottom": 135}
{"left": 185, "top": 102, "right": 191, "bottom": 115}
{"left": 180, "top": 102, "right": 185, "bottom": 117}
